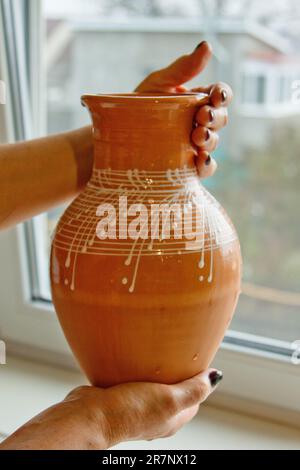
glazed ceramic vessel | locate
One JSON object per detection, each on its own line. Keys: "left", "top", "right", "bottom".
{"left": 50, "top": 92, "right": 242, "bottom": 387}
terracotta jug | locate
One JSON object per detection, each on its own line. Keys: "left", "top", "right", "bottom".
{"left": 50, "top": 92, "right": 241, "bottom": 387}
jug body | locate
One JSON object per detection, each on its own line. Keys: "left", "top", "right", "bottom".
{"left": 50, "top": 93, "right": 241, "bottom": 386}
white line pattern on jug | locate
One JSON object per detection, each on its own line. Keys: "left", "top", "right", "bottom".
{"left": 53, "top": 167, "right": 238, "bottom": 292}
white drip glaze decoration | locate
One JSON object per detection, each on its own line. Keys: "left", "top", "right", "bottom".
{"left": 53, "top": 167, "right": 237, "bottom": 292}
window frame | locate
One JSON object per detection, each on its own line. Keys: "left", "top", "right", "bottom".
{"left": 0, "top": 0, "right": 300, "bottom": 425}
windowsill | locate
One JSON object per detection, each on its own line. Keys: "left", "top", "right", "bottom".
{"left": 1, "top": 355, "right": 300, "bottom": 450}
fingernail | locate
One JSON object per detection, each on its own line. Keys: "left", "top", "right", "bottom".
{"left": 205, "top": 129, "right": 210, "bottom": 141}
{"left": 195, "top": 41, "right": 207, "bottom": 51}
{"left": 208, "top": 109, "right": 214, "bottom": 122}
{"left": 209, "top": 370, "right": 223, "bottom": 387}
{"left": 221, "top": 90, "right": 227, "bottom": 103}
{"left": 205, "top": 155, "right": 211, "bottom": 166}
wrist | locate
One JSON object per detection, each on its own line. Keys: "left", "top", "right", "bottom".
{"left": 67, "top": 400, "right": 111, "bottom": 450}
{"left": 94, "top": 407, "right": 125, "bottom": 449}
{"left": 95, "top": 394, "right": 135, "bottom": 449}
{"left": 65, "top": 126, "right": 94, "bottom": 189}
{"left": 74, "top": 391, "right": 123, "bottom": 450}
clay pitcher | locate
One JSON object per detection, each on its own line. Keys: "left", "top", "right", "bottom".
{"left": 50, "top": 92, "right": 242, "bottom": 387}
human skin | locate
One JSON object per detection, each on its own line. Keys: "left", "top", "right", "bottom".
{"left": 0, "top": 370, "right": 222, "bottom": 450}
{"left": 0, "top": 41, "right": 230, "bottom": 450}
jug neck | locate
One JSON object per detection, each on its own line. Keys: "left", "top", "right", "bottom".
{"left": 81, "top": 93, "right": 207, "bottom": 171}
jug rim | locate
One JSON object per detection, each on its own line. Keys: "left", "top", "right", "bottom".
{"left": 81, "top": 92, "right": 208, "bottom": 106}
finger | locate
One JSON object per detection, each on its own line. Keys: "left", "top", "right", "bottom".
{"left": 195, "top": 152, "right": 217, "bottom": 178}
{"left": 135, "top": 41, "right": 212, "bottom": 92}
{"left": 170, "top": 369, "right": 223, "bottom": 410}
{"left": 210, "top": 82, "right": 233, "bottom": 108}
{"left": 192, "top": 82, "right": 233, "bottom": 108}
{"left": 190, "top": 84, "right": 214, "bottom": 94}
{"left": 191, "top": 127, "right": 219, "bottom": 152}
{"left": 157, "top": 41, "right": 212, "bottom": 86}
{"left": 195, "top": 105, "right": 228, "bottom": 130}
{"left": 173, "top": 404, "right": 200, "bottom": 428}
{"left": 175, "top": 85, "right": 188, "bottom": 93}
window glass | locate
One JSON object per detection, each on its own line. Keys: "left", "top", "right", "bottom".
{"left": 39, "top": 0, "right": 300, "bottom": 345}
{"left": 256, "top": 75, "right": 265, "bottom": 103}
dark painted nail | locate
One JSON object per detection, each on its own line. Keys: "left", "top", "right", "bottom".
{"left": 195, "top": 41, "right": 207, "bottom": 51}
{"left": 221, "top": 90, "right": 227, "bottom": 103}
{"left": 208, "top": 109, "right": 214, "bottom": 122}
{"left": 205, "top": 129, "right": 210, "bottom": 141}
{"left": 205, "top": 155, "right": 211, "bottom": 166}
{"left": 209, "top": 370, "right": 223, "bottom": 387}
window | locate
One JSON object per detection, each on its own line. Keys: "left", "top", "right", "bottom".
{"left": 241, "top": 59, "right": 300, "bottom": 111}
{"left": 1, "top": 0, "right": 300, "bottom": 421}
{"left": 42, "top": 1, "right": 300, "bottom": 345}
{"left": 242, "top": 73, "right": 266, "bottom": 105}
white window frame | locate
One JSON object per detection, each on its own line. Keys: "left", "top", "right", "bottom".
{"left": 0, "top": 0, "right": 73, "bottom": 362}
{"left": 0, "top": 1, "right": 300, "bottom": 426}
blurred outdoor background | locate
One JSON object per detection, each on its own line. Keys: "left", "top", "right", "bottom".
{"left": 43, "top": 0, "right": 300, "bottom": 342}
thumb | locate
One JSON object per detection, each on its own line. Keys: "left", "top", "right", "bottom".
{"left": 135, "top": 41, "right": 212, "bottom": 93}
{"left": 170, "top": 368, "right": 223, "bottom": 410}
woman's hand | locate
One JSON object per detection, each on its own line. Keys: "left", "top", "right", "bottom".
{"left": 0, "top": 369, "right": 222, "bottom": 450}
{"left": 135, "top": 41, "right": 233, "bottom": 179}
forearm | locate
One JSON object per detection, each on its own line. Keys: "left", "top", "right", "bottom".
{"left": 0, "top": 126, "right": 93, "bottom": 230}
{"left": 0, "top": 398, "right": 110, "bottom": 450}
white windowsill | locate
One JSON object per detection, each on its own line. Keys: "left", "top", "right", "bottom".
{"left": 0, "top": 355, "right": 300, "bottom": 450}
